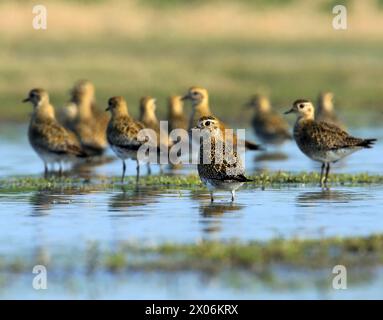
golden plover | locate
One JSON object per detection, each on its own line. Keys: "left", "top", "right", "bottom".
{"left": 66, "top": 80, "right": 109, "bottom": 156}
{"left": 106, "top": 96, "right": 155, "bottom": 182}
{"left": 245, "top": 94, "right": 292, "bottom": 146}
{"left": 23, "top": 88, "right": 86, "bottom": 176}
{"left": 167, "top": 95, "right": 188, "bottom": 133}
{"left": 194, "top": 116, "right": 252, "bottom": 202}
{"left": 58, "top": 101, "right": 77, "bottom": 130}
{"left": 316, "top": 92, "right": 344, "bottom": 128}
{"left": 285, "top": 99, "right": 376, "bottom": 187}
{"left": 139, "top": 96, "right": 172, "bottom": 173}
{"left": 139, "top": 96, "right": 164, "bottom": 144}
{"left": 182, "top": 86, "right": 263, "bottom": 150}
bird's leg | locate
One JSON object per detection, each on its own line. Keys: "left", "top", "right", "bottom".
{"left": 136, "top": 160, "right": 140, "bottom": 184}
{"left": 121, "top": 160, "right": 126, "bottom": 183}
{"left": 324, "top": 163, "right": 331, "bottom": 188}
{"left": 147, "top": 163, "right": 152, "bottom": 175}
{"left": 210, "top": 192, "right": 214, "bottom": 203}
{"left": 58, "top": 162, "right": 63, "bottom": 177}
{"left": 231, "top": 190, "right": 235, "bottom": 202}
{"left": 44, "top": 163, "right": 48, "bottom": 178}
{"left": 320, "top": 163, "right": 326, "bottom": 187}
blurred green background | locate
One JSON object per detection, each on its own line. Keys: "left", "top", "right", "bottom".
{"left": 1, "top": 0, "right": 383, "bottom": 126}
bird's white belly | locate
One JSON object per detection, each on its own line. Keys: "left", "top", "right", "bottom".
{"left": 201, "top": 177, "right": 244, "bottom": 192}
{"left": 111, "top": 145, "right": 137, "bottom": 160}
{"left": 313, "top": 148, "right": 360, "bottom": 163}
{"left": 32, "top": 145, "right": 62, "bottom": 164}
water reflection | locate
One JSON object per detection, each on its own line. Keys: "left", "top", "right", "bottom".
{"left": 296, "top": 189, "right": 368, "bottom": 207}
{"left": 199, "top": 202, "right": 244, "bottom": 217}
{"left": 29, "top": 189, "right": 81, "bottom": 215}
{"left": 198, "top": 199, "right": 243, "bottom": 238}
{"left": 108, "top": 186, "right": 161, "bottom": 214}
{"left": 71, "top": 156, "right": 115, "bottom": 179}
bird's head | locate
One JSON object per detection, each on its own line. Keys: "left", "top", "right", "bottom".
{"left": 181, "top": 86, "right": 208, "bottom": 106}
{"left": 195, "top": 116, "right": 220, "bottom": 130}
{"left": 139, "top": 96, "right": 156, "bottom": 115}
{"left": 318, "top": 91, "right": 334, "bottom": 112}
{"left": 245, "top": 94, "right": 271, "bottom": 113}
{"left": 70, "top": 79, "right": 95, "bottom": 103}
{"left": 22, "top": 88, "right": 49, "bottom": 107}
{"left": 285, "top": 99, "right": 315, "bottom": 120}
{"left": 168, "top": 95, "right": 184, "bottom": 115}
{"left": 106, "top": 96, "right": 128, "bottom": 115}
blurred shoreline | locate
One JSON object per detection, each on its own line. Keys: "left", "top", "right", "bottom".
{"left": 0, "top": 0, "right": 382, "bottom": 126}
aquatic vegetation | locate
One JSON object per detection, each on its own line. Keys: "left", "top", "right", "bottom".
{"left": 1, "top": 234, "right": 383, "bottom": 275}
{"left": 1, "top": 172, "right": 383, "bottom": 192}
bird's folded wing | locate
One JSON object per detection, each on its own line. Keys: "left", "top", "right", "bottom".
{"left": 33, "top": 122, "right": 82, "bottom": 155}
{"left": 307, "top": 121, "right": 362, "bottom": 150}
{"left": 210, "top": 151, "right": 245, "bottom": 180}
{"left": 108, "top": 119, "right": 159, "bottom": 151}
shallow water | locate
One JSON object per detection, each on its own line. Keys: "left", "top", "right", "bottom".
{"left": 0, "top": 125, "right": 382, "bottom": 299}
{"left": 1, "top": 186, "right": 383, "bottom": 254}
{"left": 2, "top": 267, "right": 383, "bottom": 299}
{"left": 1, "top": 124, "right": 382, "bottom": 177}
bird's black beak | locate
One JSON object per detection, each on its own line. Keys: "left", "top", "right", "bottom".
{"left": 284, "top": 108, "right": 294, "bottom": 115}
{"left": 181, "top": 94, "right": 191, "bottom": 101}
{"left": 105, "top": 106, "right": 110, "bottom": 112}
{"left": 22, "top": 97, "right": 30, "bottom": 103}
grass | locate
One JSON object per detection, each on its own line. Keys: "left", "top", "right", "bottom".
{"left": 2, "top": 36, "right": 383, "bottom": 126}
{"left": 2, "top": 234, "right": 383, "bottom": 274}
{"left": 1, "top": 1, "right": 383, "bottom": 126}
{"left": 1, "top": 172, "right": 383, "bottom": 192}
{"left": 141, "top": 0, "right": 297, "bottom": 9}
{"left": 150, "top": 234, "right": 383, "bottom": 270}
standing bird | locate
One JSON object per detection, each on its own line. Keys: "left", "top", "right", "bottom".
{"left": 106, "top": 96, "right": 158, "bottom": 183}
{"left": 139, "top": 96, "right": 173, "bottom": 146}
{"left": 139, "top": 96, "right": 171, "bottom": 173}
{"left": 167, "top": 95, "right": 189, "bottom": 169}
{"left": 23, "top": 88, "right": 86, "bottom": 176}
{"left": 194, "top": 116, "right": 252, "bottom": 202}
{"left": 167, "top": 95, "right": 188, "bottom": 133}
{"left": 245, "top": 94, "right": 292, "bottom": 146}
{"left": 182, "top": 86, "right": 263, "bottom": 150}
{"left": 316, "top": 92, "right": 344, "bottom": 128}
{"left": 64, "top": 80, "right": 109, "bottom": 156}
{"left": 285, "top": 99, "right": 376, "bottom": 187}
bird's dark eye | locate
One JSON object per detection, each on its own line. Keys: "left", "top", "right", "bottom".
{"left": 205, "top": 121, "right": 211, "bottom": 126}
{"left": 299, "top": 104, "right": 304, "bottom": 109}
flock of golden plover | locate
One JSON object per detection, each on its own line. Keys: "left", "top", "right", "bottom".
{"left": 23, "top": 80, "right": 377, "bottom": 201}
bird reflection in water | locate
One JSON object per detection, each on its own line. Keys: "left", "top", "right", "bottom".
{"left": 69, "top": 155, "right": 115, "bottom": 179}
{"left": 29, "top": 188, "right": 80, "bottom": 215}
{"left": 108, "top": 186, "right": 162, "bottom": 214}
{"left": 296, "top": 189, "right": 367, "bottom": 207}
{"left": 195, "top": 191, "right": 243, "bottom": 239}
